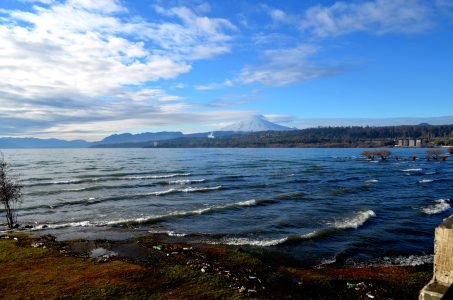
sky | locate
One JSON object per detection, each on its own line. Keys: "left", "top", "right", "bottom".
{"left": 0, "top": 0, "right": 453, "bottom": 141}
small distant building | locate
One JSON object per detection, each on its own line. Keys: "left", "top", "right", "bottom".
{"left": 153, "top": 141, "right": 159, "bottom": 147}
{"left": 397, "top": 138, "right": 422, "bottom": 148}
{"left": 208, "top": 132, "right": 215, "bottom": 139}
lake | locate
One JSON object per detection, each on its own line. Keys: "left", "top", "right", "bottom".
{"left": 1, "top": 148, "right": 451, "bottom": 266}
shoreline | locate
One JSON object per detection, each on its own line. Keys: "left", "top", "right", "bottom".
{"left": 0, "top": 231, "right": 432, "bottom": 299}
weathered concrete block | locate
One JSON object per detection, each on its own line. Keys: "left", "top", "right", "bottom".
{"left": 420, "top": 215, "right": 453, "bottom": 300}
{"left": 434, "top": 215, "right": 453, "bottom": 285}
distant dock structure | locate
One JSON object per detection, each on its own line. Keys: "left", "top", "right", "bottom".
{"left": 397, "top": 138, "right": 422, "bottom": 147}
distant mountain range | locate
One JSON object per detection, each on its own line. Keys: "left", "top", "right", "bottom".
{"left": 1, "top": 115, "right": 453, "bottom": 148}
{"left": 0, "top": 137, "right": 90, "bottom": 148}
{"left": 93, "top": 132, "right": 185, "bottom": 145}
{"left": 0, "top": 115, "right": 292, "bottom": 148}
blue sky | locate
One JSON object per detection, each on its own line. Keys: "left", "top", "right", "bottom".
{"left": 0, "top": 0, "right": 452, "bottom": 140}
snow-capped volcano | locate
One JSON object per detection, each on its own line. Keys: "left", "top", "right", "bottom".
{"left": 221, "top": 114, "right": 295, "bottom": 132}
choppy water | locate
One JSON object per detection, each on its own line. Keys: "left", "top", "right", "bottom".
{"left": 1, "top": 148, "right": 452, "bottom": 266}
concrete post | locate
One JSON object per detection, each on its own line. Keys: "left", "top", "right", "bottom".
{"left": 419, "top": 214, "right": 453, "bottom": 300}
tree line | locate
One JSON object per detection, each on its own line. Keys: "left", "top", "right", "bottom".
{"left": 144, "top": 125, "right": 453, "bottom": 148}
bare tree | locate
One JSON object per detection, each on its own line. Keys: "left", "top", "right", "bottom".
{"left": 0, "top": 155, "right": 22, "bottom": 229}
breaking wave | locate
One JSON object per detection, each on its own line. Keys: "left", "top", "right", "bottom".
{"left": 402, "top": 168, "right": 422, "bottom": 172}
{"left": 219, "top": 237, "right": 289, "bottom": 247}
{"left": 23, "top": 173, "right": 192, "bottom": 187}
{"left": 123, "top": 173, "right": 191, "bottom": 180}
{"left": 417, "top": 179, "right": 433, "bottom": 184}
{"left": 365, "top": 179, "right": 379, "bottom": 183}
{"left": 372, "top": 254, "right": 433, "bottom": 266}
{"left": 30, "top": 199, "right": 258, "bottom": 230}
{"left": 211, "top": 210, "right": 376, "bottom": 247}
{"left": 148, "top": 185, "right": 223, "bottom": 196}
{"left": 333, "top": 210, "right": 376, "bottom": 229}
{"left": 421, "top": 199, "right": 451, "bottom": 215}
{"left": 162, "top": 179, "right": 206, "bottom": 185}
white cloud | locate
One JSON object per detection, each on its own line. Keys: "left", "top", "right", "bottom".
{"left": 67, "top": 0, "right": 125, "bottom": 13}
{"left": 197, "top": 45, "right": 339, "bottom": 88}
{"left": 149, "top": 5, "right": 237, "bottom": 60}
{"left": 0, "top": 0, "right": 238, "bottom": 138}
{"left": 236, "top": 45, "right": 328, "bottom": 86}
{"left": 300, "top": 0, "right": 433, "bottom": 37}
{"left": 18, "top": 0, "right": 55, "bottom": 4}
{"left": 269, "top": 9, "right": 287, "bottom": 22}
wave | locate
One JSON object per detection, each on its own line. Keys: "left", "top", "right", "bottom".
{"left": 181, "top": 186, "right": 223, "bottom": 193}
{"left": 123, "top": 173, "right": 191, "bottom": 180}
{"left": 20, "top": 197, "right": 104, "bottom": 211}
{"left": 30, "top": 199, "right": 259, "bottom": 230}
{"left": 23, "top": 173, "right": 192, "bottom": 187}
{"left": 421, "top": 199, "right": 451, "bottom": 215}
{"left": 365, "top": 179, "right": 379, "bottom": 183}
{"left": 22, "top": 185, "right": 225, "bottom": 211}
{"left": 219, "top": 237, "right": 289, "bottom": 247}
{"left": 402, "top": 168, "right": 422, "bottom": 172}
{"left": 211, "top": 210, "right": 376, "bottom": 247}
{"left": 160, "top": 179, "right": 206, "bottom": 185}
{"left": 148, "top": 188, "right": 178, "bottom": 196}
{"left": 148, "top": 185, "right": 223, "bottom": 196}
{"left": 373, "top": 254, "right": 433, "bottom": 266}
{"left": 333, "top": 210, "right": 376, "bottom": 229}
{"left": 33, "top": 221, "right": 92, "bottom": 230}
{"left": 417, "top": 179, "right": 433, "bottom": 184}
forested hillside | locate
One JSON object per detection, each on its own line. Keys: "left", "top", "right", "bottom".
{"left": 143, "top": 125, "right": 453, "bottom": 148}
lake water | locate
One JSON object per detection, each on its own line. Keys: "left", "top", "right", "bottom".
{"left": 1, "top": 148, "right": 452, "bottom": 266}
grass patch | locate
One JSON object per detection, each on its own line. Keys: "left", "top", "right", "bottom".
{"left": 0, "top": 237, "right": 240, "bottom": 300}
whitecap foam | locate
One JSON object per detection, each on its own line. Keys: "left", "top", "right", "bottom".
{"left": 316, "top": 257, "right": 337, "bottom": 268}
{"left": 365, "top": 179, "right": 379, "bottom": 183}
{"left": 53, "top": 180, "right": 80, "bottom": 184}
{"left": 380, "top": 254, "right": 433, "bottom": 266}
{"left": 402, "top": 168, "right": 422, "bottom": 172}
{"left": 124, "top": 173, "right": 191, "bottom": 180}
{"left": 168, "top": 179, "right": 206, "bottom": 185}
{"left": 333, "top": 210, "right": 376, "bottom": 229}
{"left": 34, "top": 198, "right": 259, "bottom": 229}
{"left": 421, "top": 199, "right": 450, "bottom": 215}
{"left": 167, "top": 231, "right": 187, "bottom": 237}
{"left": 299, "top": 231, "right": 320, "bottom": 239}
{"left": 181, "top": 185, "right": 223, "bottom": 192}
{"left": 219, "top": 237, "right": 288, "bottom": 247}
{"left": 32, "top": 221, "right": 92, "bottom": 230}
{"left": 148, "top": 188, "right": 178, "bottom": 196}
{"left": 148, "top": 185, "right": 222, "bottom": 196}
{"left": 236, "top": 199, "right": 257, "bottom": 206}
{"left": 115, "top": 199, "right": 257, "bottom": 224}
{"left": 418, "top": 179, "right": 433, "bottom": 184}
